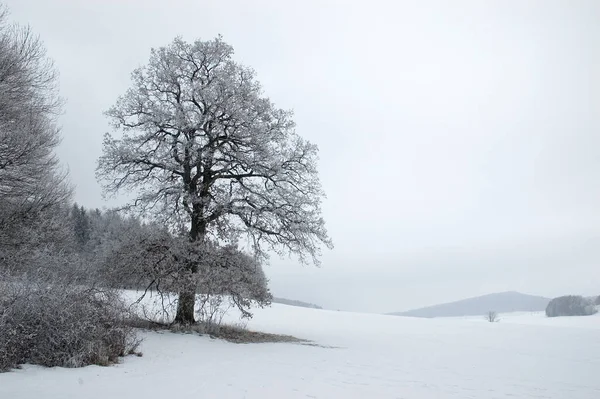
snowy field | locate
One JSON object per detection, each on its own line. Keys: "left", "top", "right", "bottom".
{"left": 1, "top": 299, "right": 599, "bottom": 399}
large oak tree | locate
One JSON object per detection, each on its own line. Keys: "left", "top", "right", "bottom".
{"left": 98, "top": 37, "right": 332, "bottom": 324}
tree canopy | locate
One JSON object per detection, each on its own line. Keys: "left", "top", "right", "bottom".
{"left": 97, "top": 36, "right": 332, "bottom": 323}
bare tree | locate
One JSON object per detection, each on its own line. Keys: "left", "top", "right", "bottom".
{"left": 97, "top": 36, "right": 332, "bottom": 324}
{"left": 0, "top": 4, "right": 70, "bottom": 257}
{"left": 0, "top": 4, "right": 74, "bottom": 275}
{"left": 486, "top": 311, "right": 499, "bottom": 322}
{"left": 0, "top": 3, "right": 67, "bottom": 272}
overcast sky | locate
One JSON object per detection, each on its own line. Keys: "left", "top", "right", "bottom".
{"left": 5, "top": 0, "right": 600, "bottom": 313}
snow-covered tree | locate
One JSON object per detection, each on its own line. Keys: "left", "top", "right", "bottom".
{"left": 97, "top": 36, "right": 332, "bottom": 323}
{"left": 545, "top": 295, "right": 597, "bottom": 317}
{"left": 0, "top": 4, "right": 70, "bottom": 262}
{"left": 71, "top": 204, "right": 91, "bottom": 248}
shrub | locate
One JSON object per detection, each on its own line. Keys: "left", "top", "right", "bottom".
{"left": 0, "top": 276, "right": 140, "bottom": 371}
{"left": 545, "top": 295, "right": 597, "bottom": 318}
{"left": 102, "top": 232, "right": 272, "bottom": 324}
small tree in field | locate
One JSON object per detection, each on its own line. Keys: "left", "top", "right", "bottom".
{"left": 97, "top": 36, "right": 332, "bottom": 324}
{"left": 486, "top": 311, "right": 499, "bottom": 322}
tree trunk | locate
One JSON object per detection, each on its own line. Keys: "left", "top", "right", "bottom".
{"left": 174, "top": 289, "right": 196, "bottom": 324}
{"left": 173, "top": 214, "right": 205, "bottom": 325}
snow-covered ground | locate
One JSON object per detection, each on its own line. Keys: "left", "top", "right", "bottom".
{"left": 1, "top": 301, "right": 599, "bottom": 398}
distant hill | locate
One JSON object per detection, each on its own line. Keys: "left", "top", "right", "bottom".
{"left": 272, "top": 297, "right": 322, "bottom": 309}
{"left": 388, "top": 291, "right": 551, "bottom": 318}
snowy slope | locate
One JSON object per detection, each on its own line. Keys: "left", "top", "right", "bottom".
{"left": 1, "top": 303, "right": 599, "bottom": 398}
{"left": 389, "top": 291, "right": 551, "bottom": 318}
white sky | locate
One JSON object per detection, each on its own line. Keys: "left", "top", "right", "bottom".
{"left": 5, "top": 0, "right": 600, "bottom": 312}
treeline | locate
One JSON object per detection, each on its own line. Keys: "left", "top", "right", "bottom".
{"left": 272, "top": 297, "right": 323, "bottom": 309}
{"left": 67, "top": 204, "right": 156, "bottom": 289}
{"left": 545, "top": 295, "right": 599, "bottom": 318}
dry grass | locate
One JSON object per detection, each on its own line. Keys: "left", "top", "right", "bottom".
{"left": 125, "top": 316, "right": 306, "bottom": 344}
{"left": 210, "top": 324, "right": 306, "bottom": 344}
